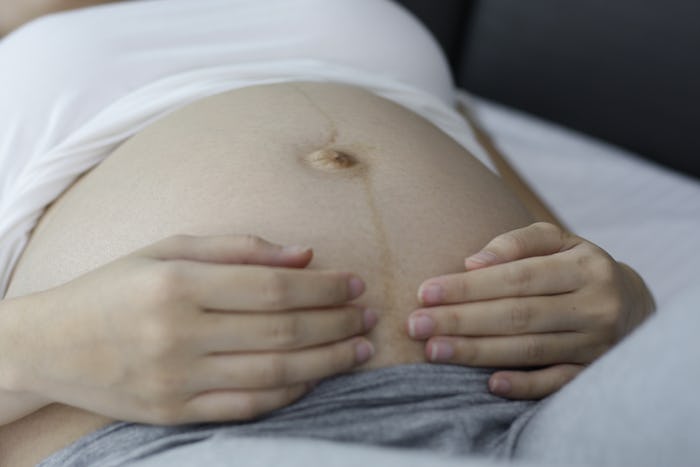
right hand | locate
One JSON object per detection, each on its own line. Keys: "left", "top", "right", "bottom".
{"left": 3, "top": 235, "right": 375, "bottom": 425}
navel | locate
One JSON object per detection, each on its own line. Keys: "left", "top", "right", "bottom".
{"left": 303, "top": 148, "right": 359, "bottom": 172}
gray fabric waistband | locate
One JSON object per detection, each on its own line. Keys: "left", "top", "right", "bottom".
{"left": 40, "top": 364, "right": 540, "bottom": 467}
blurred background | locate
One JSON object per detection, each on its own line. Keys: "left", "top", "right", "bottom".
{"left": 397, "top": 0, "right": 699, "bottom": 179}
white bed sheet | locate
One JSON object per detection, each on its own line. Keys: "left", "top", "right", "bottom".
{"left": 459, "top": 91, "right": 700, "bottom": 311}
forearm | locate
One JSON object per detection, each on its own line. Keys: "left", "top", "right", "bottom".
{"left": 0, "top": 296, "right": 51, "bottom": 425}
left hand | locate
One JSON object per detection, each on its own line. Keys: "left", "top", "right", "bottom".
{"left": 406, "top": 222, "right": 655, "bottom": 400}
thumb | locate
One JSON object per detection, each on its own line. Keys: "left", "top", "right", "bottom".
{"left": 139, "top": 234, "right": 313, "bottom": 267}
{"left": 465, "top": 222, "right": 575, "bottom": 271}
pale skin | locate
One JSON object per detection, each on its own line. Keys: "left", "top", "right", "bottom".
{"left": 408, "top": 222, "right": 655, "bottom": 399}
{"left": 0, "top": 235, "right": 376, "bottom": 426}
{"left": 0, "top": 0, "right": 655, "bottom": 429}
{"left": 0, "top": 223, "right": 656, "bottom": 426}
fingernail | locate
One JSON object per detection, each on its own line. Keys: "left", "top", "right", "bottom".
{"left": 429, "top": 341, "right": 454, "bottom": 362}
{"left": 465, "top": 250, "right": 498, "bottom": 267}
{"left": 355, "top": 340, "right": 375, "bottom": 363}
{"left": 363, "top": 308, "right": 378, "bottom": 330}
{"left": 348, "top": 276, "right": 365, "bottom": 298}
{"left": 419, "top": 284, "right": 443, "bottom": 305}
{"left": 408, "top": 314, "right": 434, "bottom": 339}
{"left": 489, "top": 378, "right": 512, "bottom": 395}
{"left": 282, "top": 245, "right": 310, "bottom": 254}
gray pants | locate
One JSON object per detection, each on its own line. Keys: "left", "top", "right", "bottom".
{"left": 40, "top": 289, "right": 700, "bottom": 467}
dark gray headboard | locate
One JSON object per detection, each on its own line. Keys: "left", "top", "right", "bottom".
{"left": 397, "top": 0, "right": 700, "bottom": 179}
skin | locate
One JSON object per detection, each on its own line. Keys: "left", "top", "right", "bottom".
{"left": 407, "top": 222, "right": 656, "bottom": 399}
{"left": 0, "top": 1, "right": 657, "bottom": 462}
{"left": 1, "top": 235, "right": 375, "bottom": 426}
{"left": 0, "top": 81, "right": 534, "bottom": 465}
{"left": 0, "top": 0, "right": 656, "bottom": 405}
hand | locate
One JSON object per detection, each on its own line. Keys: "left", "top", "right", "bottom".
{"left": 2, "top": 235, "right": 376, "bottom": 424}
{"left": 406, "top": 222, "right": 655, "bottom": 400}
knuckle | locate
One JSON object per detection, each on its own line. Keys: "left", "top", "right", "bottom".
{"left": 457, "top": 277, "right": 470, "bottom": 301}
{"left": 588, "top": 290, "right": 625, "bottom": 335}
{"left": 503, "top": 264, "right": 534, "bottom": 293}
{"left": 602, "top": 294, "right": 624, "bottom": 325}
{"left": 536, "top": 222, "right": 566, "bottom": 245}
{"left": 455, "top": 339, "right": 478, "bottom": 363}
{"left": 253, "top": 356, "right": 287, "bottom": 387}
{"left": 492, "top": 233, "right": 526, "bottom": 257}
{"left": 240, "top": 234, "right": 267, "bottom": 252}
{"left": 267, "top": 316, "right": 303, "bottom": 349}
{"left": 577, "top": 247, "right": 616, "bottom": 281}
{"left": 593, "top": 257, "right": 618, "bottom": 283}
{"left": 445, "top": 308, "right": 463, "bottom": 333}
{"left": 146, "top": 262, "right": 189, "bottom": 304}
{"left": 509, "top": 303, "right": 532, "bottom": 333}
{"left": 259, "top": 271, "right": 290, "bottom": 309}
{"left": 575, "top": 251, "right": 594, "bottom": 270}
{"left": 140, "top": 314, "right": 182, "bottom": 357}
{"left": 524, "top": 336, "right": 545, "bottom": 363}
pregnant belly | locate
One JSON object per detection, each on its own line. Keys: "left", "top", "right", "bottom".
{"left": 1, "top": 82, "right": 532, "bottom": 465}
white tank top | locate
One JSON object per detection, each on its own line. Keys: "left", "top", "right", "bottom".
{"left": 0, "top": 0, "right": 490, "bottom": 296}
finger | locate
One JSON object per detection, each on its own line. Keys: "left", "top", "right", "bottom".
{"left": 425, "top": 333, "right": 593, "bottom": 367}
{"left": 407, "top": 295, "right": 583, "bottom": 339}
{"left": 418, "top": 251, "right": 583, "bottom": 305}
{"left": 198, "top": 306, "right": 378, "bottom": 352}
{"left": 188, "top": 337, "right": 374, "bottom": 391}
{"left": 140, "top": 234, "right": 313, "bottom": 267}
{"left": 179, "top": 383, "right": 309, "bottom": 423}
{"left": 488, "top": 364, "right": 583, "bottom": 400}
{"left": 180, "top": 263, "right": 365, "bottom": 311}
{"left": 464, "top": 222, "right": 578, "bottom": 270}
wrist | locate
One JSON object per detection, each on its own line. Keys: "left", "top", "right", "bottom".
{"left": 0, "top": 293, "right": 54, "bottom": 397}
{"left": 0, "top": 295, "right": 53, "bottom": 424}
{"left": 0, "top": 296, "right": 32, "bottom": 393}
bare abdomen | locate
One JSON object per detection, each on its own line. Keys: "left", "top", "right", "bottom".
{"left": 1, "top": 82, "right": 532, "bottom": 466}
